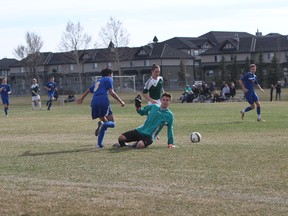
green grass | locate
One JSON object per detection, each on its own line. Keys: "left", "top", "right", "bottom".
{"left": 0, "top": 90, "right": 288, "bottom": 215}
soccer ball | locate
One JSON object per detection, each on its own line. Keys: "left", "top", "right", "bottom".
{"left": 191, "top": 132, "right": 201, "bottom": 143}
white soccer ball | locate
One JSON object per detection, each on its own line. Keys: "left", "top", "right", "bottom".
{"left": 191, "top": 132, "right": 201, "bottom": 143}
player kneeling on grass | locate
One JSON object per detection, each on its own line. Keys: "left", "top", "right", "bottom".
{"left": 76, "top": 67, "right": 125, "bottom": 148}
{"left": 113, "top": 92, "right": 175, "bottom": 149}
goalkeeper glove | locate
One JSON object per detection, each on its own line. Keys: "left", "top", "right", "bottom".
{"left": 134, "top": 94, "right": 142, "bottom": 109}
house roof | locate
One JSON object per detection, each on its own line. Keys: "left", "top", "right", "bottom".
{"left": 135, "top": 42, "right": 193, "bottom": 59}
{"left": 0, "top": 58, "right": 19, "bottom": 70}
{"left": 200, "top": 34, "right": 288, "bottom": 55}
{"left": 198, "top": 31, "right": 253, "bottom": 44}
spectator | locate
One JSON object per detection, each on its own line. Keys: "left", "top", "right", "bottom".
{"left": 275, "top": 81, "right": 281, "bottom": 101}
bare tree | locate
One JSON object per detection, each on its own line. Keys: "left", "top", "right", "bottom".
{"left": 98, "top": 17, "right": 130, "bottom": 74}
{"left": 14, "top": 32, "right": 44, "bottom": 80}
{"left": 58, "top": 21, "right": 92, "bottom": 92}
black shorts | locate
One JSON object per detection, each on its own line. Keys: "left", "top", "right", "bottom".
{"left": 122, "top": 129, "right": 153, "bottom": 147}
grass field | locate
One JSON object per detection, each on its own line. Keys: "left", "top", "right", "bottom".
{"left": 0, "top": 90, "right": 288, "bottom": 215}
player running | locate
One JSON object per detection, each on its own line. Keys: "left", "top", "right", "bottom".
{"left": 45, "top": 76, "right": 57, "bottom": 110}
{"left": 0, "top": 77, "right": 12, "bottom": 117}
{"left": 239, "top": 64, "right": 265, "bottom": 121}
{"left": 31, "top": 78, "right": 42, "bottom": 110}
{"left": 76, "top": 67, "right": 125, "bottom": 148}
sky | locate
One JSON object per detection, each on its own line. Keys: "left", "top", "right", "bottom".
{"left": 1, "top": 0, "right": 288, "bottom": 59}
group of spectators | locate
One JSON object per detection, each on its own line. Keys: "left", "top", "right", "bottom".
{"left": 180, "top": 81, "right": 236, "bottom": 103}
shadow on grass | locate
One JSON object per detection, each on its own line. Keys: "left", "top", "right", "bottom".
{"left": 20, "top": 147, "right": 97, "bottom": 157}
{"left": 199, "top": 121, "right": 244, "bottom": 125}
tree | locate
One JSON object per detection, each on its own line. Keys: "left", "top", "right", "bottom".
{"left": 178, "top": 59, "right": 186, "bottom": 86}
{"left": 267, "top": 53, "right": 281, "bottom": 86}
{"left": 14, "top": 32, "right": 44, "bottom": 80}
{"left": 58, "top": 21, "right": 92, "bottom": 92}
{"left": 230, "top": 55, "right": 238, "bottom": 84}
{"left": 219, "top": 56, "right": 228, "bottom": 85}
{"left": 243, "top": 57, "right": 250, "bottom": 73}
{"left": 97, "top": 17, "right": 130, "bottom": 88}
{"left": 256, "top": 51, "right": 265, "bottom": 86}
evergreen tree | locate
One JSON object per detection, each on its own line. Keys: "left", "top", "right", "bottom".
{"left": 178, "top": 59, "right": 186, "bottom": 86}
{"left": 268, "top": 53, "right": 281, "bottom": 85}
{"left": 257, "top": 51, "right": 265, "bottom": 85}
{"left": 219, "top": 56, "right": 227, "bottom": 85}
{"left": 230, "top": 56, "right": 238, "bottom": 84}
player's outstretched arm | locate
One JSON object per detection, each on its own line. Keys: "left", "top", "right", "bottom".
{"left": 109, "top": 89, "right": 125, "bottom": 107}
{"left": 76, "top": 89, "right": 90, "bottom": 104}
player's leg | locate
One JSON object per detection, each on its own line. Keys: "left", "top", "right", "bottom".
{"left": 47, "top": 96, "right": 52, "bottom": 110}
{"left": 32, "top": 99, "right": 35, "bottom": 110}
{"left": 37, "top": 96, "right": 42, "bottom": 109}
{"left": 4, "top": 104, "right": 9, "bottom": 116}
{"left": 240, "top": 94, "right": 254, "bottom": 119}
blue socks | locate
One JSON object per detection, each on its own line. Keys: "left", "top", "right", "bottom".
{"left": 97, "top": 121, "right": 115, "bottom": 147}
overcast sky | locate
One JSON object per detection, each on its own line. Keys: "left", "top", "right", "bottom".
{"left": 1, "top": 0, "right": 288, "bottom": 59}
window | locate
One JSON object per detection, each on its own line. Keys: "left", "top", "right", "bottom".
{"left": 144, "top": 60, "right": 149, "bottom": 66}
{"left": 206, "top": 70, "right": 214, "bottom": 76}
{"left": 70, "top": 64, "right": 74, "bottom": 71}
{"left": 138, "top": 50, "right": 147, "bottom": 55}
{"left": 107, "top": 62, "right": 112, "bottom": 67}
{"left": 92, "top": 63, "right": 98, "bottom": 69}
{"left": 268, "top": 52, "right": 274, "bottom": 60}
{"left": 21, "top": 67, "right": 25, "bottom": 73}
{"left": 214, "top": 55, "right": 220, "bottom": 62}
{"left": 56, "top": 65, "right": 61, "bottom": 72}
{"left": 224, "top": 43, "right": 233, "bottom": 49}
{"left": 130, "top": 61, "right": 134, "bottom": 67}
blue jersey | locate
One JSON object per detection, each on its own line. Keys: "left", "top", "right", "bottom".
{"left": 89, "top": 76, "right": 113, "bottom": 119}
{"left": 241, "top": 72, "right": 260, "bottom": 104}
{"left": 0, "top": 83, "right": 11, "bottom": 105}
{"left": 241, "top": 72, "right": 259, "bottom": 93}
{"left": 46, "top": 81, "right": 57, "bottom": 97}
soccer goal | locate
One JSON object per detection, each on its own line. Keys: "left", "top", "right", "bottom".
{"left": 94, "top": 75, "right": 136, "bottom": 92}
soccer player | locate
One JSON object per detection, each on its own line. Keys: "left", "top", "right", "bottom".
{"left": 45, "top": 76, "right": 57, "bottom": 110}
{"left": 76, "top": 67, "right": 125, "bottom": 148}
{"left": 239, "top": 64, "right": 265, "bottom": 121}
{"left": 142, "top": 64, "right": 164, "bottom": 105}
{"left": 31, "top": 78, "right": 42, "bottom": 110}
{"left": 113, "top": 92, "right": 175, "bottom": 149}
{"left": 0, "top": 77, "right": 12, "bottom": 117}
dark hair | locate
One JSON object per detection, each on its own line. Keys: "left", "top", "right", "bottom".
{"left": 161, "top": 92, "right": 172, "bottom": 100}
{"left": 250, "top": 64, "right": 256, "bottom": 68}
{"left": 151, "top": 64, "right": 160, "bottom": 71}
{"left": 101, "top": 67, "right": 113, "bottom": 77}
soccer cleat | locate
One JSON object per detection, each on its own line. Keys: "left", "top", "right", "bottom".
{"left": 96, "top": 144, "right": 104, "bottom": 149}
{"left": 95, "top": 121, "right": 104, "bottom": 137}
{"left": 257, "top": 117, "right": 266, "bottom": 122}
{"left": 112, "top": 143, "right": 121, "bottom": 148}
{"left": 240, "top": 111, "right": 244, "bottom": 119}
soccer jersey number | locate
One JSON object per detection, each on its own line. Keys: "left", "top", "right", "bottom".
{"left": 93, "top": 81, "right": 100, "bottom": 92}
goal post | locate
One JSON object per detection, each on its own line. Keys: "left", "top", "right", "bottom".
{"left": 94, "top": 75, "right": 136, "bottom": 92}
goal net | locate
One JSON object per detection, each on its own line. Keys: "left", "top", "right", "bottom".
{"left": 94, "top": 75, "right": 136, "bottom": 92}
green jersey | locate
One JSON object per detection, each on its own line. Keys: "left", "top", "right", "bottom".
{"left": 31, "top": 84, "right": 39, "bottom": 96}
{"left": 136, "top": 104, "right": 174, "bottom": 144}
{"left": 143, "top": 76, "right": 163, "bottom": 100}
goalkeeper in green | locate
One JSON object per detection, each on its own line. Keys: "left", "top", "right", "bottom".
{"left": 114, "top": 92, "right": 175, "bottom": 149}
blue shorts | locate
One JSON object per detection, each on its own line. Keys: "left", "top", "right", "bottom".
{"left": 245, "top": 91, "right": 259, "bottom": 104}
{"left": 91, "top": 97, "right": 112, "bottom": 119}
{"left": 1, "top": 96, "right": 9, "bottom": 105}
